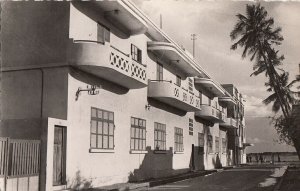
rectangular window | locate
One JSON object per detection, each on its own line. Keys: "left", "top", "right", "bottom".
{"left": 131, "top": 44, "right": 142, "bottom": 63}
{"left": 90, "top": 108, "right": 114, "bottom": 149}
{"left": 97, "top": 23, "right": 110, "bottom": 43}
{"left": 189, "top": 118, "right": 193, "bottom": 136}
{"left": 215, "top": 137, "right": 220, "bottom": 153}
{"left": 198, "top": 133, "right": 204, "bottom": 147}
{"left": 176, "top": 75, "right": 181, "bottom": 87}
{"left": 222, "top": 138, "right": 227, "bottom": 153}
{"left": 154, "top": 122, "right": 166, "bottom": 150}
{"left": 199, "top": 91, "right": 202, "bottom": 104}
{"left": 188, "top": 78, "right": 193, "bottom": 92}
{"left": 130, "top": 117, "right": 146, "bottom": 151}
{"left": 157, "top": 63, "right": 163, "bottom": 81}
{"left": 208, "top": 135, "right": 213, "bottom": 153}
{"left": 174, "top": 127, "right": 183, "bottom": 152}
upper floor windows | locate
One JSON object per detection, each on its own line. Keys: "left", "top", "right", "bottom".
{"left": 131, "top": 44, "right": 142, "bottom": 63}
{"left": 97, "top": 23, "right": 110, "bottom": 44}
{"left": 157, "top": 63, "right": 163, "bottom": 81}
{"left": 188, "top": 78, "right": 193, "bottom": 92}
{"left": 189, "top": 118, "right": 193, "bottom": 136}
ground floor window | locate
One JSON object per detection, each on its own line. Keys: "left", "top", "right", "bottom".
{"left": 208, "top": 135, "right": 213, "bottom": 153}
{"left": 154, "top": 122, "right": 166, "bottom": 150}
{"left": 215, "top": 137, "right": 220, "bottom": 153}
{"left": 198, "top": 133, "right": 204, "bottom": 147}
{"left": 174, "top": 127, "right": 183, "bottom": 152}
{"left": 90, "top": 107, "right": 114, "bottom": 149}
{"left": 130, "top": 117, "right": 146, "bottom": 151}
{"left": 222, "top": 138, "right": 227, "bottom": 153}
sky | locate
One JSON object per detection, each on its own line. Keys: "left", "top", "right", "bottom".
{"left": 132, "top": 0, "right": 300, "bottom": 153}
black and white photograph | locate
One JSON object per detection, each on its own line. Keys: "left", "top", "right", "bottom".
{"left": 0, "top": 0, "right": 299, "bottom": 190}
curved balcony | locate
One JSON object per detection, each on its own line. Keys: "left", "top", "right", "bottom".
{"left": 220, "top": 117, "right": 237, "bottom": 128}
{"left": 194, "top": 78, "right": 226, "bottom": 98}
{"left": 72, "top": 1, "right": 148, "bottom": 36}
{"left": 147, "top": 42, "right": 199, "bottom": 76}
{"left": 218, "top": 96, "right": 236, "bottom": 107}
{"left": 67, "top": 40, "right": 147, "bottom": 89}
{"left": 148, "top": 81, "right": 201, "bottom": 111}
{"left": 195, "top": 105, "right": 225, "bottom": 123}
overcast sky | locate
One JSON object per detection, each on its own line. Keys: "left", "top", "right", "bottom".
{"left": 132, "top": 0, "right": 300, "bottom": 153}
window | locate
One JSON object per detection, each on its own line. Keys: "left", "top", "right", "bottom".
{"left": 208, "top": 98, "right": 212, "bottom": 106}
{"left": 91, "top": 108, "right": 114, "bottom": 149}
{"left": 130, "top": 117, "right": 146, "bottom": 151}
{"left": 157, "top": 63, "right": 163, "bottom": 81}
{"left": 207, "top": 135, "right": 213, "bottom": 153}
{"left": 222, "top": 138, "right": 227, "bottom": 153}
{"left": 198, "top": 133, "right": 204, "bottom": 147}
{"left": 154, "top": 122, "right": 166, "bottom": 150}
{"left": 131, "top": 44, "right": 142, "bottom": 63}
{"left": 215, "top": 137, "right": 220, "bottom": 153}
{"left": 188, "top": 78, "right": 193, "bottom": 92}
{"left": 199, "top": 91, "right": 202, "bottom": 104}
{"left": 97, "top": 23, "right": 110, "bottom": 43}
{"left": 189, "top": 118, "right": 193, "bottom": 135}
{"left": 176, "top": 75, "right": 181, "bottom": 87}
{"left": 174, "top": 127, "right": 183, "bottom": 152}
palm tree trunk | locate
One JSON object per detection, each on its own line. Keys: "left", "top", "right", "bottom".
{"left": 259, "top": 44, "right": 289, "bottom": 118}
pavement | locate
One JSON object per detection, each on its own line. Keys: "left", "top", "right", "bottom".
{"left": 94, "top": 163, "right": 300, "bottom": 191}
{"left": 143, "top": 165, "right": 288, "bottom": 191}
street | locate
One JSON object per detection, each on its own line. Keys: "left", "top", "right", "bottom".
{"left": 146, "top": 165, "right": 287, "bottom": 191}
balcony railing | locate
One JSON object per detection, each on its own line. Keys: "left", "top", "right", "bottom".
{"left": 67, "top": 40, "right": 147, "bottom": 89}
{"left": 195, "top": 105, "right": 225, "bottom": 123}
{"left": 220, "top": 117, "right": 237, "bottom": 128}
{"left": 148, "top": 80, "right": 201, "bottom": 111}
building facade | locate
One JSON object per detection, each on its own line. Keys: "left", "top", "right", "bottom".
{"left": 0, "top": 1, "right": 246, "bottom": 190}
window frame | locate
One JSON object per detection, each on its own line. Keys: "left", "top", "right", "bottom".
{"left": 90, "top": 107, "right": 114, "bottom": 150}
{"left": 198, "top": 133, "right": 205, "bottom": 147}
{"left": 189, "top": 118, "right": 193, "bottom": 136}
{"left": 174, "top": 127, "right": 184, "bottom": 152}
{"left": 157, "top": 62, "right": 163, "bottom": 81}
{"left": 131, "top": 44, "right": 142, "bottom": 64}
{"left": 130, "top": 117, "right": 146, "bottom": 151}
{"left": 154, "top": 122, "right": 166, "bottom": 151}
{"left": 215, "top": 137, "right": 220, "bottom": 153}
{"left": 222, "top": 137, "right": 227, "bottom": 153}
{"left": 207, "top": 135, "right": 213, "bottom": 153}
{"left": 188, "top": 78, "right": 193, "bottom": 92}
{"left": 176, "top": 75, "right": 181, "bottom": 87}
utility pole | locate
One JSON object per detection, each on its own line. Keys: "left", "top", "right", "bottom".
{"left": 191, "top": 34, "right": 197, "bottom": 58}
{"left": 160, "top": 14, "right": 163, "bottom": 29}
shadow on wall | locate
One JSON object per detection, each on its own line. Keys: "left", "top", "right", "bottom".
{"left": 68, "top": 170, "right": 93, "bottom": 190}
{"left": 147, "top": 98, "right": 187, "bottom": 117}
{"left": 128, "top": 146, "right": 191, "bottom": 182}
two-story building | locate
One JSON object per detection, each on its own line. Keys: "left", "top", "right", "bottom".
{"left": 0, "top": 1, "right": 246, "bottom": 190}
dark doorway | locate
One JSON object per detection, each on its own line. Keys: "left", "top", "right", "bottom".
{"left": 53, "top": 126, "right": 66, "bottom": 186}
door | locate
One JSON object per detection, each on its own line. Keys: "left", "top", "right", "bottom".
{"left": 53, "top": 126, "right": 66, "bottom": 186}
{"left": 194, "top": 133, "right": 205, "bottom": 171}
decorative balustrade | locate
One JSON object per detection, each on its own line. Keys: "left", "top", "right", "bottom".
{"left": 148, "top": 81, "right": 201, "bottom": 111}
{"left": 68, "top": 40, "right": 147, "bottom": 89}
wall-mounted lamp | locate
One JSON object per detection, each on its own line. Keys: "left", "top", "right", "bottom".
{"left": 145, "top": 104, "right": 151, "bottom": 110}
{"left": 75, "top": 85, "right": 101, "bottom": 101}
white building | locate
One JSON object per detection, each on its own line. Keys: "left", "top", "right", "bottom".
{"left": 0, "top": 1, "right": 246, "bottom": 190}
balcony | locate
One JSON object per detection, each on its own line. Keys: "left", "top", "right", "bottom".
{"left": 67, "top": 40, "right": 147, "bottom": 89}
{"left": 194, "top": 78, "right": 226, "bottom": 98}
{"left": 147, "top": 42, "right": 199, "bottom": 76}
{"left": 220, "top": 117, "right": 237, "bottom": 128}
{"left": 72, "top": 1, "right": 148, "bottom": 36}
{"left": 195, "top": 105, "right": 225, "bottom": 123}
{"left": 218, "top": 96, "right": 236, "bottom": 107}
{"left": 148, "top": 81, "right": 201, "bottom": 111}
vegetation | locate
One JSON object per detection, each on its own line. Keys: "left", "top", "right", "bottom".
{"left": 230, "top": 3, "right": 300, "bottom": 159}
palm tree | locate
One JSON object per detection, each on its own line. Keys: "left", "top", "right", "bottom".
{"left": 263, "top": 71, "right": 293, "bottom": 113}
{"left": 230, "top": 3, "right": 290, "bottom": 118}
